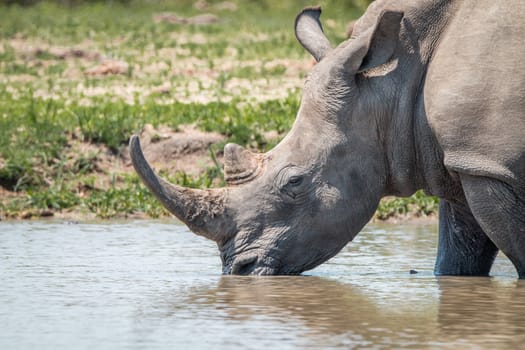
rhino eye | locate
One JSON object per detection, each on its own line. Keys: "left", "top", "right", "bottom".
{"left": 275, "top": 167, "right": 308, "bottom": 197}
{"left": 288, "top": 176, "right": 303, "bottom": 186}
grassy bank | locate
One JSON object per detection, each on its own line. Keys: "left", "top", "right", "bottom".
{"left": 0, "top": 0, "right": 438, "bottom": 221}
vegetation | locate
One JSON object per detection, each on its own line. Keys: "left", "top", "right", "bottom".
{"left": 0, "top": 0, "right": 437, "bottom": 221}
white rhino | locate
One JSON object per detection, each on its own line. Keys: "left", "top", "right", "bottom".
{"left": 130, "top": 0, "right": 525, "bottom": 277}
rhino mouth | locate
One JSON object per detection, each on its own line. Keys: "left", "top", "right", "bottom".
{"left": 230, "top": 254, "right": 259, "bottom": 275}
{"left": 223, "top": 252, "right": 288, "bottom": 275}
{"left": 224, "top": 256, "right": 312, "bottom": 276}
{"left": 225, "top": 257, "right": 282, "bottom": 276}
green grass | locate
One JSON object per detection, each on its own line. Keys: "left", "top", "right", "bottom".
{"left": 0, "top": 0, "right": 438, "bottom": 220}
{"left": 0, "top": 88, "right": 299, "bottom": 188}
{"left": 0, "top": 87, "right": 300, "bottom": 218}
{"left": 376, "top": 191, "right": 439, "bottom": 221}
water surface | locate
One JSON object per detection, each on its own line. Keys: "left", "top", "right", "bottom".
{"left": 0, "top": 220, "right": 523, "bottom": 349}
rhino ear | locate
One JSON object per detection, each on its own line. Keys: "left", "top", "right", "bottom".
{"left": 344, "top": 10, "right": 404, "bottom": 74}
{"left": 295, "top": 6, "right": 333, "bottom": 62}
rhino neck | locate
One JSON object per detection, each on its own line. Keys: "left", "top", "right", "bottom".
{"left": 379, "top": 0, "right": 460, "bottom": 197}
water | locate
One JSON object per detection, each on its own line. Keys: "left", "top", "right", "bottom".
{"left": 0, "top": 220, "right": 524, "bottom": 349}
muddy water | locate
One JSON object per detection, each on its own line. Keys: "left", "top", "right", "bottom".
{"left": 1, "top": 220, "right": 524, "bottom": 349}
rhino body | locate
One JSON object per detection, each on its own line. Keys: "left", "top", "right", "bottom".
{"left": 131, "top": 0, "right": 525, "bottom": 277}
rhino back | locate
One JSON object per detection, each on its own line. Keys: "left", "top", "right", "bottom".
{"left": 424, "top": 0, "right": 525, "bottom": 188}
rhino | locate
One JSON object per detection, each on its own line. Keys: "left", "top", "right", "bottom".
{"left": 130, "top": 0, "right": 525, "bottom": 277}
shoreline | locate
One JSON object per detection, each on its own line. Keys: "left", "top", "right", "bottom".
{"left": 0, "top": 205, "right": 438, "bottom": 224}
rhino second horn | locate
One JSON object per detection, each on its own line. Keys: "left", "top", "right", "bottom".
{"left": 223, "top": 143, "right": 261, "bottom": 185}
{"left": 129, "top": 135, "right": 233, "bottom": 243}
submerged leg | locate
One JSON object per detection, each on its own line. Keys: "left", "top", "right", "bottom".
{"left": 434, "top": 199, "right": 499, "bottom": 276}
{"left": 460, "top": 175, "right": 525, "bottom": 278}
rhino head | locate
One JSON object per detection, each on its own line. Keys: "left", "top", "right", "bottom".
{"left": 130, "top": 7, "right": 404, "bottom": 275}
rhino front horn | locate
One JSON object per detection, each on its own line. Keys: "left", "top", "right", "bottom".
{"left": 129, "top": 135, "right": 233, "bottom": 243}
{"left": 223, "top": 143, "right": 262, "bottom": 185}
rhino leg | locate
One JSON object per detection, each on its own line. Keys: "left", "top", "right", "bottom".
{"left": 460, "top": 175, "right": 525, "bottom": 278}
{"left": 434, "top": 199, "right": 499, "bottom": 276}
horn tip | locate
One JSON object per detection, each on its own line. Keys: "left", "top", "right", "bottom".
{"left": 129, "top": 134, "right": 143, "bottom": 158}
{"left": 129, "top": 134, "right": 147, "bottom": 175}
{"left": 129, "top": 134, "right": 140, "bottom": 147}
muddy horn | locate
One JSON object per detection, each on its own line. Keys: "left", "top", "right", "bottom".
{"left": 129, "top": 135, "right": 233, "bottom": 243}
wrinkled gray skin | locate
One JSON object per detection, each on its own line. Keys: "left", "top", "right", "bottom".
{"left": 130, "top": 0, "right": 525, "bottom": 277}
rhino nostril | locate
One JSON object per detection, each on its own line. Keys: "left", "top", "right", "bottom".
{"left": 231, "top": 255, "right": 258, "bottom": 275}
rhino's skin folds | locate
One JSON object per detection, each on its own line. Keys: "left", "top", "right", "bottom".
{"left": 131, "top": 0, "right": 525, "bottom": 278}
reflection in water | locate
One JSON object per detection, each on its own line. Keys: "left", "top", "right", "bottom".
{"left": 437, "top": 278, "right": 525, "bottom": 348}
{"left": 153, "top": 275, "right": 525, "bottom": 349}
{"left": 1, "top": 221, "right": 524, "bottom": 349}
{"left": 172, "top": 276, "right": 438, "bottom": 347}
